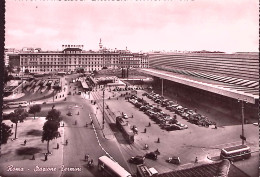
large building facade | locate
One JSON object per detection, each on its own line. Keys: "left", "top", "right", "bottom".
{"left": 18, "top": 46, "right": 148, "bottom": 73}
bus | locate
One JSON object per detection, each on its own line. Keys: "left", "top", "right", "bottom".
{"left": 220, "top": 144, "right": 251, "bottom": 161}
{"left": 98, "top": 156, "right": 132, "bottom": 177}
{"left": 4, "top": 101, "right": 28, "bottom": 109}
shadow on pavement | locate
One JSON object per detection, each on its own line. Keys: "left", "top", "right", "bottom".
{"left": 26, "top": 129, "right": 43, "bottom": 136}
{"left": 16, "top": 147, "right": 42, "bottom": 156}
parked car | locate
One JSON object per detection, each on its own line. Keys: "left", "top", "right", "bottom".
{"left": 181, "top": 112, "right": 190, "bottom": 120}
{"left": 140, "top": 106, "right": 148, "bottom": 112}
{"left": 67, "top": 112, "right": 72, "bottom": 116}
{"left": 128, "top": 156, "right": 145, "bottom": 165}
{"left": 166, "top": 105, "right": 174, "bottom": 110}
{"left": 176, "top": 122, "right": 188, "bottom": 129}
{"left": 134, "top": 102, "right": 142, "bottom": 108}
{"left": 165, "top": 124, "right": 180, "bottom": 131}
{"left": 145, "top": 152, "right": 157, "bottom": 160}
{"left": 142, "top": 93, "right": 148, "bottom": 96}
{"left": 122, "top": 113, "right": 128, "bottom": 119}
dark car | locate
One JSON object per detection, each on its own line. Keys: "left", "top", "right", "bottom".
{"left": 142, "top": 93, "right": 148, "bottom": 96}
{"left": 155, "top": 99, "right": 162, "bottom": 104}
{"left": 145, "top": 152, "right": 157, "bottom": 160}
{"left": 67, "top": 112, "right": 72, "bottom": 116}
{"left": 165, "top": 124, "right": 179, "bottom": 131}
{"left": 140, "top": 106, "right": 148, "bottom": 112}
{"left": 134, "top": 102, "right": 142, "bottom": 108}
{"left": 128, "top": 156, "right": 145, "bottom": 165}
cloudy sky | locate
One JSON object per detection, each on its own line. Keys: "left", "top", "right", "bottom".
{"left": 5, "top": 0, "right": 258, "bottom": 53}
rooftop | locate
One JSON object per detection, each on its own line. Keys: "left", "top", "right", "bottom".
{"left": 140, "top": 68, "right": 258, "bottom": 104}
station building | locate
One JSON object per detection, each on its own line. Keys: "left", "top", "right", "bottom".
{"left": 17, "top": 43, "right": 148, "bottom": 73}
{"left": 141, "top": 52, "right": 259, "bottom": 122}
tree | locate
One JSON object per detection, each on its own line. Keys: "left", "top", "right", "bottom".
{"left": 28, "top": 104, "right": 42, "bottom": 119}
{"left": 42, "top": 120, "right": 60, "bottom": 154}
{"left": 25, "top": 69, "right": 30, "bottom": 74}
{"left": 3, "top": 66, "right": 14, "bottom": 85}
{"left": 1, "top": 123, "right": 13, "bottom": 144}
{"left": 76, "top": 68, "right": 85, "bottom": 73}
{"left": 52, "top": 85, "right": 62, "bottom": 102}
{"left": 7, "top": 64, "right": 14, "bottom": 74}
{"left": 46, "top": 109, "right": 62, "bottom": 123}
{"left": 53, "top": 85, "right": 61, "bottom": 92}
{"left": 10, "top": 108, "right": 28, "bottom": 139}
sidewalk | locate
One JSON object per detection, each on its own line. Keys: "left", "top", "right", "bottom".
{"left": 81, "top": 90, "right": 115, "bottom": 140}
{"left": 0, "top": 117, "right": 65, "bottom": 177}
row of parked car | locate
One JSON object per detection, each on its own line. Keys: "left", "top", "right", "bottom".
{"left": 143, "top": 92, "right": 216, "bottom": 127}
{"left": 112, "top": 86, "right": 144, "bottom": 92}
{"left": 128, "top": 94, "right": 188, "bottom": 131}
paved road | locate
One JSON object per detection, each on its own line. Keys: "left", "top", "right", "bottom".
{"left": 59, "top": 82, "right": 133, "bottom": 177}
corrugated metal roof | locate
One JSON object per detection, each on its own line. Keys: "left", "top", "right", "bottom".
{"left": 140, "top": 68, "right": 258, "bottom": 103}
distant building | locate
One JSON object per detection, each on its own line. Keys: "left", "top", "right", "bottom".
{"left": 18, "top": 43, "right": 149, "bottom": 73}
{"left": 4, "top": 48, "right": 20, "bottom": 66}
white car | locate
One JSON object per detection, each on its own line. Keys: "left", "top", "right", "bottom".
{"left": 176, "top": 122, "right": 188, "bottom": 129}
{"left": 122, "top": 113, "right": 128, "bottom": 119}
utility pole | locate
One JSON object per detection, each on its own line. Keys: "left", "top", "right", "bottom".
{"left": 102, "top": 87, "right": 105, "bottom": 130}
{"left": 241, "top": 100, "right": 245, "bottom": 145}
{"left": 161, "top": 78, "right": 164, "bottom": 97}
{"left": 238, "top": 99, "right": 246, "bottom": 145}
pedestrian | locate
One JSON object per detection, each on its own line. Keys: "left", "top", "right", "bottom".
{"left": 144, "top": 128, "right": 146, "bottom": 133}
{"left": 148, "top": 122, "right": 151, "bottom": 127}
{"left": 85, "top": 122, "right": 88, "bottom": 127}
{"left": 157, "top": 138, "right": 160, "bottom": 143}
{"left": 78, "top": 111, "right": 80, "bottom": 115}
{"left": 57, "top": 143, "right": 59, "bottom": 149}
{"left": 65, "top": 139, "right": 68, "bottom": 145}
{"left": 195, "top": 157, "right": 198, "bottom": 163}
{"left": 32, "top": 154, "right": 35, "bottom": 160}
{"left": 90, "top": 120, "right": 93, "bottom": 125}
{"left": 44, "top": 153, "right": 48, "bottom": 161}
{"left": 24, "top": 140, "right": 27, "bottom": 145}
{"left": 85, "top": 154, "right": 89, "bottom": 162}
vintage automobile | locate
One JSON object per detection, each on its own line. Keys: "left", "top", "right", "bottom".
{"left": 145, "top": 152, "right": 158, "bottom": 160}
{"left": 166, "top": 156, "right": 181, "bottom": 165}
{"left": 128, "top": 156, "right": 145, "bottom": 165}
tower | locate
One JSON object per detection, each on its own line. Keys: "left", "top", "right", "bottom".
{"left": 99, "top": 38, "right": 103, "bottom": 50}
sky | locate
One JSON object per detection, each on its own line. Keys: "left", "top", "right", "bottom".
{"left": 5, "top": 0, "right": 259, "bottom": 53}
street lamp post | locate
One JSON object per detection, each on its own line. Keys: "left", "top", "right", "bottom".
{"left": 161, "top": 78, "right": 164, "bottom": 97}
{"left": 238, "top": 99, "right": 246, "bottom": 145}
{"left": 102, "top": 87, "right": 105, "bottom": 129}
